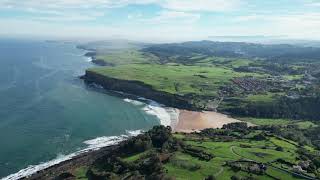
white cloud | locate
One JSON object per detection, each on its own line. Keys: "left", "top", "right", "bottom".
{"left": 0, "top": 0, "right": 109, "bottom": 22}
{"left": 127, "top": 12, "right": 143, "bottom": 19}
{"left": 234, "top": 15, "right": 260, "bottom": 22}
{"left": 305, "top": 0, "right": 320, "bottom": 7}
{"left": 0, "top": 0, "right": 241, "bottom": 23}
{"left": 141, "top": 11, "right": 201, "bottom": 24}
{"left": 161, "top": 0, "right": 241, "bottom": 12}
{"left": 0, "top": 0, "right": 156, "bottom": 10}
{"left": 0, "top": 0, "right": 241, "bottom": 12}
{"left": 232, "top": 13, "right": 320, "bottom": 39}
{"left": 1, "top": 0, "right": 320, "bottom": 40}
{"left": 32, "top": 14, "right": 101, "bottom": 22}
{"left": 0, "top": 17, "right": 207, "bottom": 42}
{"left": 234, "top": 12, "right": 320, "bottom": 25}
{"left": 271, "top": 13, "right": 320, "bottom": 38}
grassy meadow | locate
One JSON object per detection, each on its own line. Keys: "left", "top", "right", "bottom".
{"left": 89, "top": 63, "right": 259, "bottom": 97}
{"left": 73, "top": 132, "right": 312, "bottom": 180}
{"left": 239, "top": 117, "right": 318, "bottom": 129}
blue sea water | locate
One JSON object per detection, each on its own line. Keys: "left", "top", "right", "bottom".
{"left": 0, "top": 39, "right": 160, "bottom": 177}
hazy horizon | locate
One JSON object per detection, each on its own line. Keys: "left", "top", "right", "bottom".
{"left": 0, "top": 0, "right": 320, "bottom": 42}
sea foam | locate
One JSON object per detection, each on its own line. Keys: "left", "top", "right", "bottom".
{"left": 85, "top": 57, "right": 92, "bottom": 62}
{"left": 2, "top": 130, "right": 142, "bottom": 180}
{"left": 123, "top": 98, "right": 179, "bottom": 127}
{"left": 3, "top": 98, "right": 176, "bottom": 180}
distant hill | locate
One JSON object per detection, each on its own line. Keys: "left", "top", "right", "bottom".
{"left": 77, "top": 39, "right": 151, "bottom": 53}
{"left": 143, "top": 40, "right": 320, "bottom": 62}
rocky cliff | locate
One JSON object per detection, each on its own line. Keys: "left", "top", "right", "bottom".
{"left": 82, "top": 70, "right": 195, "bottom": 110}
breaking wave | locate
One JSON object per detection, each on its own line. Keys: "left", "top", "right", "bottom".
{"left": 2, "top": 130, "right": 142, "bottom": 180}
{"left": 85, "top": 57, "right": 92, "bottom": 62}
{"left": 123, "top": 98, "right": 179, "bottom": 127}
{"left": 3, "top": 98, "right": 177, "bottom": 180}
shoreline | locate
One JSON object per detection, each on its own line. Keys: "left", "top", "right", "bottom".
{"left": 120, "top": 95, "right": 246, "bottom": 133}
{"left": 173, "top": 110, "right": 243, "bottom": 133}
{"left": 82, "top": 70, "right": 247, "bottom": 133}
{"left": 79, "top": 47, "right": 245, "bottom": 132}
{"left": 3, "top": 47, "right": 246, "bottom": 179}
{"left": 3, "top": 96, "right": 245, "bottom": 180}
{"left": 82, "top": 70, "right": 196, "bottom": 110}
{"left": 3, "top": 131, "right": 140, "bottom": 180}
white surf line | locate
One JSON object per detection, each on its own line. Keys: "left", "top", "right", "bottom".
{"left": 123, "top": 98, "right": 145, "bottom": 106}
{"left": 2, "top": 130, "right": 142, "bottom": 180}
{"left": 85, "top": 56, "right": 92, "bottom": 62}
{"left": 123, "top": 98, "right": 179, "bottom": 128}
{"left": 167, "top": 108, "right": 180, "bottom": 130}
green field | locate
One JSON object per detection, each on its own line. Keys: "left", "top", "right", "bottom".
{"left": 51, "top": 125, "right": 320, "bottom": 180}
{"left": 83, "top": 41, "right": 320, "bottom": 124}
{"left": 240, "top": 117, "right": 318, "bottom": 129}
{"left": 114, "top": 133, "right": 310, "bottom": 180}
{"left": 162, "top": 134, "right": 307, "bottom": 180}
{"left": 89, "top": 64, "right": 259, "bottom": 97}
{"left": 69, "top": 41, "right": 320, "bottom": 180}
{"left": 194, "top": 56, "right": 252, "bottom": 68}
{"left": 89, "top": 49, "right": 265, "bottom": 100}
{"left": 245, "top": 93, "right": 281, "bottom": 103}
{"left": 87, "top": 47, "right": 320, "bottom": 132}
{"left": 95, "top": 49, "right": 159, "bottom": 66}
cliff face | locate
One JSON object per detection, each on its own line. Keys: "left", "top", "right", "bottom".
{"left": 82, "top": 70, "right": 194, "bottom": 110}
{"left": 91, "top": 59, "right": 115, "bottom": 66}
{"left": 24, "top": 145, "right": 119, "bottom": 180}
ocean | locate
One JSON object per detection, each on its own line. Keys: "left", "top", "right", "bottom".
{"left": 0, "top": 39, "right": 163, "bottom": 178}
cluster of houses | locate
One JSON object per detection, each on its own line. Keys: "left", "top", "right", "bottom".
{"left": 232, "top": 77, "right": 272, "bottom": 93}
{"left": 226, "top": 160, "right": 267, "bottom": 175}
{"left": 230, "top": 76, "right": 290, "bottom": 95}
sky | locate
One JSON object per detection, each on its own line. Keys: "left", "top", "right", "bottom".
{"left": 0, "top": 0, "right": 320, "bottom": 42}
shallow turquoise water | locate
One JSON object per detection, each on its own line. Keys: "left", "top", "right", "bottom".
{"left": 0, "top": 39, "right": 159, "bottom": 177}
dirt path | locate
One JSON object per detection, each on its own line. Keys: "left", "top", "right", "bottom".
{"left": 214, "top": 167, "right": 224, "bottom": 177}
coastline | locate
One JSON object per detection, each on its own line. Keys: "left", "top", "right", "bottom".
{"left": 81, "top": 59, "right": 246, "bottom": 132}
{"left": 3, "top": 131, "right": 140, "bottom": 180}
{"left": 81, "top": 70, "right": 196, "bottom": 110}
{"left": 78, "top": 47, "right": 245, "bottom": 131}
{"left": 174, "top": 110, "right": 242, "bottom": 133}
{"left": 3, "top": 92, "right": 245, "bottom": 180}
{"left": 3, "top": 47, "right": 247, "bottom": 179}
{"left": 122, "top": 96, "right": 245, "bottom": 133}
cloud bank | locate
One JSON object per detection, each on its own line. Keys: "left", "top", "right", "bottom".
{"left": 0, "top": 0, "right": 319, "bottom": 41}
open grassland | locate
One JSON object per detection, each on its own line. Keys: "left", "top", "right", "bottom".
{"left": 194, "top": 56, "right": 252, "bottom": 68}
{"left": 86, "top": 47, "right": 320, "bottom": 139}
{"left": 113, "top": 134, "right": 307, "bottom": 180}
{"left": 89, "top": 64, "right": 260, "bottom": 97}
{"left": 95, "top": 49, "right": 159, "bottom": 66}
{"left": 245, "top": 92, "right": 282, "bottom": 103}
{"left": 75, "top": 132, "right": 313, "bottom": 180}
{"left": 164, "top": 134, "right": 307, "bottom": 180}
{"left": 239, "top": 117, "right": 318, "bottom": 129}
{"left": 51, "top": 125, "right": 319, "bottom": 180}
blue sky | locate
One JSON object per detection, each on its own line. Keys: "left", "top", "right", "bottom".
{"left": 0, "top": 0, "right": 319, "bottom": 41}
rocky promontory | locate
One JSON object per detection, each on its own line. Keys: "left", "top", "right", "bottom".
{"left": 81, "top": 70, "right": 195, "bottom": 110}
{"left": 23, "top": 145, "right": 119, "bottom": 180}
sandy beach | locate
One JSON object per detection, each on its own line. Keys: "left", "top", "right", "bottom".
{"left": 172, "top": 110, "right": 242, "bottom": 133}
